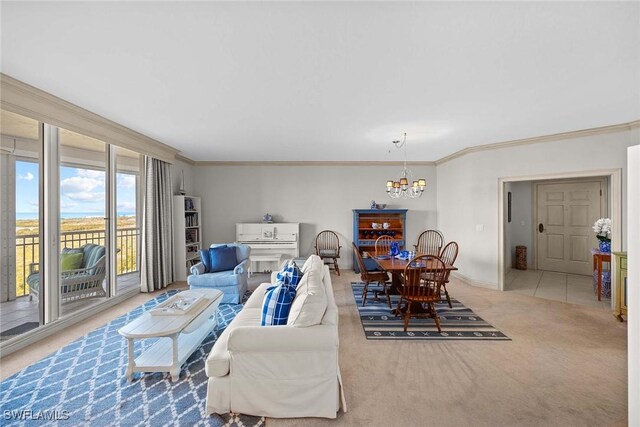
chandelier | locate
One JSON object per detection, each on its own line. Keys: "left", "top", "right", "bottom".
{"left": 386, "top": 133, "right": 426, "bottom": 199}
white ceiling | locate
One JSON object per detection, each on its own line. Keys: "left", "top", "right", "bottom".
{"left": 1, "top": 1, "right": 638, "bottom": 161}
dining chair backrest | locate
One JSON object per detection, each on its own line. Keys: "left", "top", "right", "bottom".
{"left": 352, "top": 242, "right": 372, "bottom": 281}
{"left": 316, "top": 230, "right": 341, "bottom": 256}
{"left": 401, "top": 255, "right": 446, "bottom": 301}
{"left": 415, "top": 230, "right": 444, "bottom": 256}
{"left": 375, "top": 235, "right": 394, "bottom": 256}
{"left": 439, "top": 241, "right": 459, "bottom": 266}
{"left": 402, "top": 255, "right": 447, "bottom": 301}
{"left": 439, "top": 241, "right": 459, "bottom": 283}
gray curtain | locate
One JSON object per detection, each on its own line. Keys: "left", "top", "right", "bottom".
{"left": 141, "top": 157, "right": 174, "bottom": 292}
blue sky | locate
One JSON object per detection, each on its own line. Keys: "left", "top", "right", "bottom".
{"left": 16, "top": 160, "right": 137, "bottom": 217}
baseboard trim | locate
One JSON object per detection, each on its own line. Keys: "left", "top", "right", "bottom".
{"left": 451, "top": 271, "right": 498, "bottom": 290}
{"left": 0, "top": 288, "right": 141, "bottom": 358}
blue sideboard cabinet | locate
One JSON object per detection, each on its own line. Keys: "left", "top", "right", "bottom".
{"left": 353, "top": 209, "right": 408, "bottom": 273}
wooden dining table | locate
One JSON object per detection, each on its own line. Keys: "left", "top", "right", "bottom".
{"left": 372, "top": 255, "right": 458, "bottom": 314}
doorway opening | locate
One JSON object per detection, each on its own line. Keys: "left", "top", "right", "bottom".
{"left": 498, "top": 169, "right": 622, "bottom": 309}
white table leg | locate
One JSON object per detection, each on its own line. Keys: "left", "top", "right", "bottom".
{"left": 126, "top": 338, "right": 135, "bottom": 382}
{"left": 170, "top": 334, "right": 180, "bottom": 382}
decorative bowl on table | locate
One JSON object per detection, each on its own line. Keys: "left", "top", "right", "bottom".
{"left": 375, "top": 204, "right": 387, "bottom": 210}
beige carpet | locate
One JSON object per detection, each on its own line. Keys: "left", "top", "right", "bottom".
{"left": 270, "top": 272, "right": 627, "bottom": 427}
{"left": 1, "top": 273, "right": 627, "bottom": 426}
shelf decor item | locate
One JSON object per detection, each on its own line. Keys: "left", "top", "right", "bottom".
{"left": 593, "top": 217, "right": 612, "bottom": 253}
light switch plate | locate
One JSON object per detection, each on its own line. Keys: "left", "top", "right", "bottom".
{"left": 475, "top": 224, "right": 484, "bottom": 232}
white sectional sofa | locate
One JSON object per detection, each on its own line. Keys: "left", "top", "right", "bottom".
{"left": 205, "top": 255, "right": 347, "bottom": 418}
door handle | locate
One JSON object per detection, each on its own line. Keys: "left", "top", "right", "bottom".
{"left": 538, "top": 223, "right": 544, "bottom": 233}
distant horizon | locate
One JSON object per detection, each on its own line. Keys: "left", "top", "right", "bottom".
{"left": 16, "top": 212, "right": 136, "bottom": 220}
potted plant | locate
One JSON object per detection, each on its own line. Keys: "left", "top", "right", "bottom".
{"left": 593, "top": 218, "right": 612, "bottom": 253}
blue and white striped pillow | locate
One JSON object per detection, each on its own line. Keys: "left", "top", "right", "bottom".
{"left": 276, "top": 261, "right": 303, "bottom": 288}
{"left": 261, "top": 282, "right": 297, "bottom": 326}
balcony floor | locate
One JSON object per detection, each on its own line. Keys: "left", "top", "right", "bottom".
{"left": 0, "top": 272, "right": 141, "bottom": 341}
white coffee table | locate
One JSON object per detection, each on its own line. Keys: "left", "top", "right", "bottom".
{"left": 118, "top": 288, "right": 223, "bottom": 382}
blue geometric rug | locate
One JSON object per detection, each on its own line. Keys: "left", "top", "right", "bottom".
{"left": 352, "top": 282, "right": 510, "bottom": 341}
{"left": 0, "top": 290, "right": 265, "bottom": 426}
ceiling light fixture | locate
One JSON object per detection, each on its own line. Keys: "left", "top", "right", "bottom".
{"left": 386, "top": 132, "right": 426, "bottom": 199}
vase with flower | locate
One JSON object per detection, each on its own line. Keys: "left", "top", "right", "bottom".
{"left": 593, "top": 218, "right": 611, "bottom": 253}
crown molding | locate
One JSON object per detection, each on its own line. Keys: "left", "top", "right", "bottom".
{"left": 0, "top": 73, "right": 179, "bottom": 164}
{"left": 175, "top": 154, "right": 196, "bottom": 165}
{"left": 187, "top": 160, "right": 437, "bottom": 166}
{"left": 435, "top": 120, "right": 640, "bottom": 165}
{"left": 178, "top": 120, "right": 639, "bottom": 166}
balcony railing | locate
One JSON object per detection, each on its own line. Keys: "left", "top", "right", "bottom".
{"left": 15, "top": 228, "right": 140, "bottom": 297}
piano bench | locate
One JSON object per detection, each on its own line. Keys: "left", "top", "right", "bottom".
{"left": 249, "top": 255, "right": 289, "bottom": 277}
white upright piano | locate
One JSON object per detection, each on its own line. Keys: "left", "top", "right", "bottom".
{"left": 236, "top": 223, "right": 300, "bottom": 275}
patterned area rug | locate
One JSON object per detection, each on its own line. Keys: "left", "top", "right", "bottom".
{"left": 352, "top": 282, "right": 510, "bottom": 341}
{"left": 0, "top": 291, "right": 265, "bottom": 427}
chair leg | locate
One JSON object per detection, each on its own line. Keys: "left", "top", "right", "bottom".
{"left": 431, "top": 303, "right": 442, "bottom": 333}
{"left": 381, "top": 282, "right": 392, "bottom": 308}
{"left": 362, "top": 281, "right": 369, "bottom": 306}
{"left": 334, "top": 258, "right": 340, "bottom": 276}
{"left": 442, "top": 283, "right": 452, "bottom": 308}
{"left": 403, "top": 302, "right": 412, "bottom": 332}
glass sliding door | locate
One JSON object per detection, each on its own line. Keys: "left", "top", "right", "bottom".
{"left": 58, "top": 128, "right": 108, "bottom": 316}
{"left": 115, "top": 146, "right": 141, "bottom": 294}
{"left": 0, "top": 109, "right": 43, "bottom": 341}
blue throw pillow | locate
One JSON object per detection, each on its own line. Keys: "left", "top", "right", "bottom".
{"left": 199, "top": 249, "right": 212, "bottom": 273}
{"left": 261, "top": 282, "right": 297, "bottom": 326}
{"left": 275, "top": 260, "right": 303, "bottom": 288}
{"left": 209, "top": 245, "right": 238, "bottom": 272}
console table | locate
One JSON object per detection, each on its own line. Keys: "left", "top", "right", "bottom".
{"left": 592, "top": 249, "right": 611, "bottom": 301}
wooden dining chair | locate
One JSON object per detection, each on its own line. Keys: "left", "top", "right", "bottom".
{"left": 397, "top": 255, "right": 447, "bottom": 332}
{"left": 374, "top": 235, "right": 394, "bottom": 256}
{"left": 414, "top": 230, "right": 444, "bottom": 256}
{"left": 439, "top": 241, "right": 459, "bottom": 308}
{"left": 315, "top": 230, "right": 341, "bottom": 275}
{"left": 352, "top": 242, "right": 391, "bottom": 308}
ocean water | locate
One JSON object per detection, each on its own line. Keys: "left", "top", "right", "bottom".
{"left": 16, "top": 212, "right": 135, "bottom": 220}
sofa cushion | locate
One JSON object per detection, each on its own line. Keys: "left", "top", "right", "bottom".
{"left": 206, "top": 307, "right": 262, "bottom": 377}
{"left": 199, "top": 249, "right": 213, "bottom": 273}
{"left": 61, "top": 252, "right": 84, "bottom": 271}
{"left": 276, "top": 260, "right": 303, "bottom": 288}
{"left": 287, "top": 256, "right": 327, "bottom": 327}
{"left": 209, "top": 245, "right": 237, "bottom": 272}
{"left": 261, "top": 282, "right": 297, "bottom": 326}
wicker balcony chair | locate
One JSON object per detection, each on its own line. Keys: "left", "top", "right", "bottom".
{"left": 27, "top": 244, "right": 107, "bottom": 304}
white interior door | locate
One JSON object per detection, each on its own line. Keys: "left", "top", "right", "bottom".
{"left": 536, "top": 180, "right": 604, "bottom": 275}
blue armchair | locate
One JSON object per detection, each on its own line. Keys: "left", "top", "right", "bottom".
{"left": 187, "top": 243, "right": 251, "bottom": 303}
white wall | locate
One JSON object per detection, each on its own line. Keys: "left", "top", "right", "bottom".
{"left": 505, "top": 181, "right": 532, "bottom": 269}
{"left": 437, "top": 128, "right": 639, "bottom": 288}
{"left": 192, "top": 165, "right": 437, "bottom": 269}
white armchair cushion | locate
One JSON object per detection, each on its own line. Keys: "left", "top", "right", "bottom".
{"left": 287, "top": 256, "right": 327, "bottom": 327}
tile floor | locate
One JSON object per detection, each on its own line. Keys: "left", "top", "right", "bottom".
{"left": 505, "top": 268, "right": 611, "bottom": 310}
{"left": 0, "top": 272, "right": 141, "bottom": 339}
